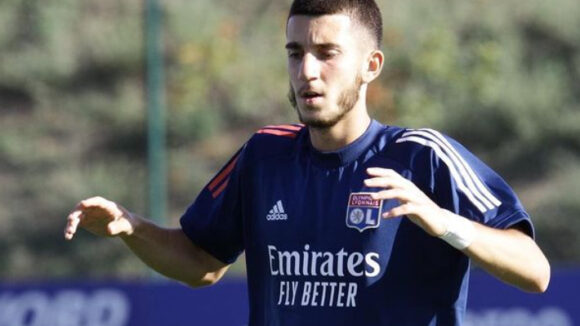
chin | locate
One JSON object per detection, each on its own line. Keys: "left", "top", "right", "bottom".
{"left": 297, "top": 111, "right": 341, "bottom": 129}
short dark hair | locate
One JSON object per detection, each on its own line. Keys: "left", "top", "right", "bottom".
{"left": 288, "top": 0, "right": 383, "bottom": 48}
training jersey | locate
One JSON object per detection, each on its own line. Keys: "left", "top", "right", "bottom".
{"left": 180, "top": 120, "right": 533, "bottom": 326}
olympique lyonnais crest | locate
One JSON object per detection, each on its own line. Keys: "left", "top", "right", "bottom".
{"left": 346, "top": 193, "right": 383, "bottom": 232}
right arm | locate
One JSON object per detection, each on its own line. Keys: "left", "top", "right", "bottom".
{"left": 64, "top": 196, "right": 229, "bottom": 287}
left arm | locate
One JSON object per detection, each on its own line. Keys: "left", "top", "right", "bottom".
{"left": 365, "top": 167, "right": 550, "bottom": 293}
{"left": 464, "top": 221, "right": 550, "bottom": 292}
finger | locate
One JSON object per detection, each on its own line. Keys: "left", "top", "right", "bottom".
{"left": 64, "top": 210, "right": 83, "bottom": 240}
{"left": 364, "top": 176, "right": 408, "bottom": 189}
{"left": 370, "top": 189, "right": 414, "bottom": 202}
{"left": 81, "top": 197, "right": 123, "bottom": 220}
{"left": 80, "top": 196, "right": 110, "bottom": 209}
{"left": 364, "top": 176, "right": 391, "bottom": 188}
{"left": 383, "top": 203, "right": 412, "bottom": 218}
{"left": 366, "top": 168, "right": 413, "bottom": 187}
{"left": 367, "top": 167, "right": 398, "bottom": 177}
{"left": 366, "top": 167, "right": 402, "bottom": 177}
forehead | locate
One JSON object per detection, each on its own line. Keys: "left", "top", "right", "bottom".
{"left": 286, "top": 14, "right": 357, "bottom": 46}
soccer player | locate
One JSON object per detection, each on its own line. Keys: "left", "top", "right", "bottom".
{"left": 64, "top": 0, "right": 550, "bottom": 325}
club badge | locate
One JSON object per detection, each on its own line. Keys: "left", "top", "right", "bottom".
{"left": 346, "top": 193, "right": 383, "bottom": 232}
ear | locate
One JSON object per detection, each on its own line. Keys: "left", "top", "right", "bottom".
{"left": 362, "top": 50, "right": 384, "bottom": 84}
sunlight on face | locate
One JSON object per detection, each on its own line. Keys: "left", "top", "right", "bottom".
{"left": 286, "top": 14, "right": 370, "bottom": 129}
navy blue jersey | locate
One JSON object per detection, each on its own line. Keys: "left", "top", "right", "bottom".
{"left": 180, "top": 120, "right": 533, "bottom": 326}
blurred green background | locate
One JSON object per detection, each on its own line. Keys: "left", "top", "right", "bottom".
{"left": 0, "top": 0, "right": 579, "bottom": 280}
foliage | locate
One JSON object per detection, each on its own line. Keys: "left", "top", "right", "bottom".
{"left": 0, "top": 0, "right": 579, "bottom": 280}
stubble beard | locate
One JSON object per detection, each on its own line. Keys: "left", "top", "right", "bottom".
{"left": 288, "top": 74, "right": 363, "bottom": 129}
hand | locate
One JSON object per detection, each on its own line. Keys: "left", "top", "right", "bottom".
{"left": 364, "top": 167, "right": 447, "bottom": 237}
{"left": 64, "top": 196, "right": 135, "bottom": 240}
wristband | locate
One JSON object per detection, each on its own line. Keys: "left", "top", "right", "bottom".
{"left": 438, "top": 209, "right": 476, "bottom": 250}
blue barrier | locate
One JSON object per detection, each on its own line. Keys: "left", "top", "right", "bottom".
{"left": 466, "top": 268, "right": 578, "bottom": 326}
{"left": 0, "top": 269, "right": 577, "bottom": 326}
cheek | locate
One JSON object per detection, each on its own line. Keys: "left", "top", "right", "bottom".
{"left": 325, "top": 68, "right": 355, "bottom": 92}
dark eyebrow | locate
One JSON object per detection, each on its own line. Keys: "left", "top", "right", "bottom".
{"left": 285, "top": 42, "right": 301, "bottom": 50}
{"left": 315, "top": 43, "right": 341, "bottom": 51}
{"left": 285, "top": 42, "right": 341, "bottom": 52}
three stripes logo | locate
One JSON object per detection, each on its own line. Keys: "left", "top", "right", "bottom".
{"left": 266, "top": 200, "right": 288, "bottom": 221}
{"left": 396, "top": 128, "right": 502, "bottom": 213}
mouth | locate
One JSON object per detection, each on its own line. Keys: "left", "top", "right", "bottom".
{"left": 299, "top": 90, "right": 324, "bottom": 104}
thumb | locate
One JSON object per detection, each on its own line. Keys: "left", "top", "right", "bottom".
{"left": 107, "top": 218, "right": 134, "bottom": 236}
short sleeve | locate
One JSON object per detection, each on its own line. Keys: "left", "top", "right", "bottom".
{"left": 398, "top": 128, "right": 534, "bottom": 238}
{"left": 179, "top": 145, "right": 247, "bottom": 264}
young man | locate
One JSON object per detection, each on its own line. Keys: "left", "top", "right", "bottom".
{"left": 64, "top": 0, "right": 550, "bottom": 325}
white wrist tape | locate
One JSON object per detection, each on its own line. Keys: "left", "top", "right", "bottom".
{"left": 438, "top": 209, "right": 476, "bottom": 250}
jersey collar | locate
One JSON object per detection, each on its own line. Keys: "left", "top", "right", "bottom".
{"left": 306, "top": 120, "right": 383, "bottom": 168}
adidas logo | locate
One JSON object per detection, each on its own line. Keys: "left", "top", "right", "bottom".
{"left": 266, "top": 200, "right": 288, "bottom": 221}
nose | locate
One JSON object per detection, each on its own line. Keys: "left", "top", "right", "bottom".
{"left": 298, "top": 53, "right": 320, "bottom": 81}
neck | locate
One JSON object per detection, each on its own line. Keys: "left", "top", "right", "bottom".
{"left": 308, "top": 105, "right": 371, "bottom": 152}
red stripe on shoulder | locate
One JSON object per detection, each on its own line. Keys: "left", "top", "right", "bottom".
{"left": 262, "top": 124, "right": 304, "bottom": 132}
{"left": 211, "top": 178, "right": 230, "bottom": 198}
{"left": 256, "top": 129, "right": 298, "bottom": 138}
{"left": 207, "top": 154, "right": 240, "bottom": 192}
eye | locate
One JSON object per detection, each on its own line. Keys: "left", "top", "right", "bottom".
{"left": 287, "top": 50, "right": 303, "bottom": 60}
{"left": 318, "top": 50, "right": 339, "bottom": 60}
